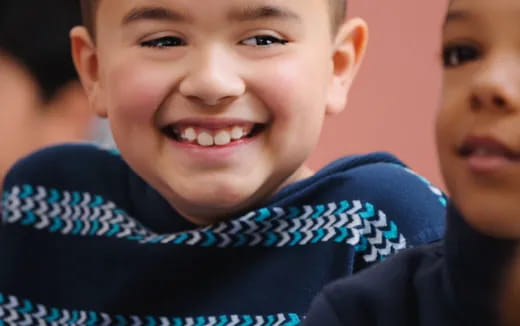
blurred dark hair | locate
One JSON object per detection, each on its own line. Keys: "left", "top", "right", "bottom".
{"left": 0, "top": 0, "right": 82, "bottom": 102}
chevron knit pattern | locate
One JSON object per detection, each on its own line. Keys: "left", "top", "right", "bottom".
{"left": 2, "top": 185, "right": 406, "bottom": 262}
{"left": 0, "top": 293, "right": 301, "bottom": 326}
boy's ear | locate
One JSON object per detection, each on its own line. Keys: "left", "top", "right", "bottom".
{"left": 70, "top": 26, "right": 108, "bottom": 118}
{"left": 326, "top": 18, "right": 368, "bottom": 115}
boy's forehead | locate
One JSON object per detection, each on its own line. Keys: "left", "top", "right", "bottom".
{"left": 100, "top": 0, "right": 330, "bottom": 23}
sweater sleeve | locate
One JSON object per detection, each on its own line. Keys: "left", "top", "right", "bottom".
{"left": 302, "top": 292, "right": 344, "bottom": 326}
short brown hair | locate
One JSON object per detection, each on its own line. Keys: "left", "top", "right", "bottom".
{"left": 80, "top": 0, "right": 346, "bottom": 37}
{"left": 80, "top": 0, "right": 99, "bottom": 37}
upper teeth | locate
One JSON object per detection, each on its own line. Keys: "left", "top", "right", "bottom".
{"left": 180, "top": 126, "right": 247, "bottom": 146}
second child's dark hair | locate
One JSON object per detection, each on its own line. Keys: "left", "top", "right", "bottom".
{"left": 80, "top": 0, "right": 347, "bottom": 38}
{"left": 0, "top": 0, "right": 82, "bottom": 102}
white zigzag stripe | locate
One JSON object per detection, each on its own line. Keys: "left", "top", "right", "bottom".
{"left": 77, "top": 310, "right": 88, "bottom": 324}
{"left": 253, "top": 316, "right": 265, "bottom": 326}
{"left": 5, "top": 308, "right": 19, "bottom": 323}
{"left": 219, "top": 233, "right": 232, "bottom": 248}
{"left": 35, "top": 201, "right": 49, "bottom": 217}
{"left": 205, "top": 316, "right": 218, "bottom": 326}
{"left": 98, "top": 221, "right": 111, "bottom": 236}
{"left": 347, "top": 228, "right": 361, "bottom": 246}
{"left": 278, "top": 231, "right": 291, "bottom": 247}
{"left": 335, "top": 214, "right": 350, "bottom": 228}
{"left": 273, "top": 314, "right": 286, "bottom": 326}
{"left": 5, "top": 296, "right": 19, "bottom": 309}
{"left": 301, "top": 230, "right": 314, "bottom": 245}
{"left": 288, "top": 219, "right": 302, "bottom": 233}
{"left": 322, "top": 218, "right": 337, "bottom": 242}
{"left": 324, "top": 203, "right": 337, "bottom": 216}
{"left": 186, "top": 231, "right": 202, "bottom": 245}
{"left": 48, "top": 203, "right": 61, "bottom": 219}
{"left": 34, "top": 187, "right": 47, "bottom": 201}
{"left": 273, "top": 207, "right": 285, "bottom": 219}
{"left": 347, "top": 200, "right": 363, "bottom": 215}
{"left": 57, "top": 309, "right": 70, "bottom": 324}
{"left": 228, "top": 315, "right": 241, "bottom": 326}
{"left": 19, "top": 313, "right": 34, "bottom": 326}
{"left": 378, "top": 240, "right": 393, "bottom": 256}
{"left": 372, "top": 211, "right": 388, "bottom": 228}
{"left": 100, "top": 313, "right": 112, "bottom": 326}
{"left": 299, "top": 206, "right": 313, "bottom": 219}
{"left": 393, "top": 234, "right": 407, "bottom": 250}
{"left": 368, "top": 229, "right": 384, "bottom": 246}
{"left": 363, "top": 246, "right": 378, "bottom": 262}
{"left": 244, "top": 219, "right": 258, "bottom": 234}
{"left": 274, "top": 220, "right": 290, "bottom": 233}
{"left": 33, "top": 305, "right": 47, "bottom": 318}
{"left": 250, "top": 233, "right": 263, "bottom": 246}
{"left": 160, "top": 233, "right": 179, "bottom": 244}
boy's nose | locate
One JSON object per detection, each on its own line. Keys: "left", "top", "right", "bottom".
{"left": 179, "top": 49, "right": 245, "bottom": 107}
{"left": 469, "top": 60, "right": 520, "bottom": 113}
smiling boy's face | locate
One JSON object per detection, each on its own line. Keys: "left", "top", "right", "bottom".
{"left": 71, "top": 0, "right": 367, "bottom": 224}
{"left": 437, "top": 0, "right": 520, "bottom": 237}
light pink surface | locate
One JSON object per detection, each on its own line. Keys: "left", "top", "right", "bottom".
{"left": 308, "top": 0, "right": 450, "bottom": 188}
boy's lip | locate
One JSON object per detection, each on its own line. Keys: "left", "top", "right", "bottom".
{"left": 457, "top": 135, "right": 520, "bottom": 173}
{"left": 162, "top": 118, "right": 267, "bottom": 129}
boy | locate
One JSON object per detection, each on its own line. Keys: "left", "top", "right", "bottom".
{"left": 0, "top": 0, "right": 446, "bottom": 324}
{"left": 0, "top": 0, "right": 113, "bottom": 191}
{"left": 302, "top": 0, "right": 520, "bottom": 325}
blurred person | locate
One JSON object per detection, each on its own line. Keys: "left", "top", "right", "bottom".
{"left": 0, "top": 0, "right": 112, "bottom": 190}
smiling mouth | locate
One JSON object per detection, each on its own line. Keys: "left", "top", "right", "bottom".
{"left": 162, "top": 123, "right": 266, "bottom": 147}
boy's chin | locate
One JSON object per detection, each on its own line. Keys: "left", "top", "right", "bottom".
{"left": 172, "top": 185, "right": 265, "bottom": 224}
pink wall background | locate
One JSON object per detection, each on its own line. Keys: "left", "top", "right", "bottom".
{"left": 308, "top": 0, "right": 450, "bottom": 188}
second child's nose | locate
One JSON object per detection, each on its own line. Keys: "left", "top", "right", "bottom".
{"left": 179, "top": 49, "right": 245, "bottom": 107}
{"left": 469, "top": 59, "right": 520, "bottom": 113}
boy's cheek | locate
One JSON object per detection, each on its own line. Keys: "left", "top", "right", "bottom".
{"left": 105, "top": 64, "right": 173, "bottom": 119}
{"left": 254, "top": 58, "right": 329, "bottom": 120}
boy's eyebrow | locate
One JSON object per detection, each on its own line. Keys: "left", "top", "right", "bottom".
{"left": 122, "top": 6, "right": 189, "bottom": 26}
{"left": 227, "top": 5, "right": 302, "bottom": 23}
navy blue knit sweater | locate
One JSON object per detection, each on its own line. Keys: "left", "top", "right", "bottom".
{"left": 302, "top": 204, "right": 515, "bottom": 326}
{"left": 0, "top": 144, "right": 446, "bottom": 325}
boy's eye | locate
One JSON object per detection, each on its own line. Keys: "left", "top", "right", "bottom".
{"left": 442, "top": 44, "right": 480, "bottom": 68}
{"left": 140, "top": 36, "right": 186, "bottom": 48}
{"left": 240, "top": 35, "right": 288, "bottom": 47}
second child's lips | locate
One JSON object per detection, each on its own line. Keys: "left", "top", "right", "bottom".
{"left": 458, "top": 136, "right": 520, "bottom": 173}
{"left": 458, "top": 136, "right": 520, "bottom": 159}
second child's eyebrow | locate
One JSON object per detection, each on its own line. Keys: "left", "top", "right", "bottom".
{"left": 443, "top": 9, "right": 472, "bottom": 28}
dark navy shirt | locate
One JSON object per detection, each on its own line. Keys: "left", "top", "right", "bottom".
{"left": 302, "top": 204, "right": 515, "bottom": 326}
{"left": 0, "top": 144, "right": 446, "bottom": 325}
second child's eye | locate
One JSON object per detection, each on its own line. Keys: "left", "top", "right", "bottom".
{"left": 141, "top": 36, "right": 186, "bottom": 48}
{"left": 442, "top": 44, "right": 480, "bottom": 68}
{"left": 240, "top": 35, "right": 288, "bottom": 47}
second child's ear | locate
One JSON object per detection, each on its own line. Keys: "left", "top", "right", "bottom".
{"left": 70, "top": 26, "right": 108, "bottom": 118}
{"left": 326, "top": 18, "right": 368, "bottom": 115}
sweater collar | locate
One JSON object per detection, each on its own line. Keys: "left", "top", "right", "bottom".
{"left": 444, "top": 203, "right": 516, "bottom": 324}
